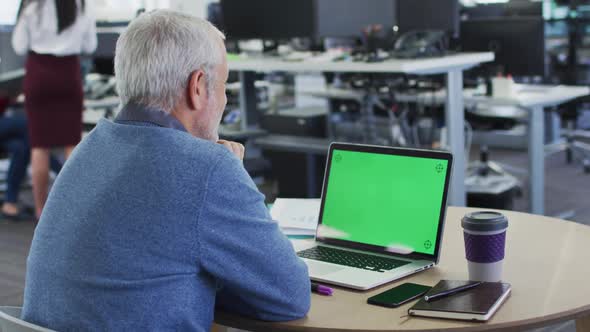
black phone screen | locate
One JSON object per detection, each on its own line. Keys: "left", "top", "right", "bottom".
{"left": 367, "top": 283, "right": 431, "bottom": 308}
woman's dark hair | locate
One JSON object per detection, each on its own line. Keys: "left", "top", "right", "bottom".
{"left": 55, "top": 0, "right": 86, "bottom": 33}
{"left": 17, "top": 0, "right": 86, "bottom": 33}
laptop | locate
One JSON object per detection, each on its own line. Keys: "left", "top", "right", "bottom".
{"left": 296, "top": 143, "right": 453, "bottom": 290}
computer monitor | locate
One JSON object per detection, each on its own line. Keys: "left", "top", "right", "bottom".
{"left": 92, "top": 23, "right": 127, "bottom": 76}
{"left": 318, "top": 143, "right": 451, "bottom": 258}
{"left": 207, "top": 2, "right": 224, "bottom": 31}
{"left": 94, "top": 30, "right": 121, "bottom": 59}
{"left": 461, "top": 4, "right": 506, "bottom": 19}
{"left": 460, "top": 17, "right": 546, "bottom": 77}
{"left": 461, "top": 1, "right": 543, "bottom": 19}
{"left": 504, "top": 0, "right": 543, "bottom": 17}
{"left": 396, "top": 0, "right": 460, "bottom": 37}
{"left": 555, "top": 0, "right": 587, "bottom": 6}
{"left": 220, "top": 0, "right": 316, "bottom": 40}
{"left": 315, "top": 0, "right": 397, "bottom": 38}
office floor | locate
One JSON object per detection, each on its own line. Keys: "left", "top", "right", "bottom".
{"left": 0, "top": 148, "right": 589, "bottom": 332}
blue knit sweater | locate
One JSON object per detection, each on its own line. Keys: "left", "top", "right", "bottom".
{"left": 22, "top": 105, "right": 311, "bottom": 331}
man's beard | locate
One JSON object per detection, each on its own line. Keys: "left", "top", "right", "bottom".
{"left": 192, "top": 97, "right": 220, "bottom": 141}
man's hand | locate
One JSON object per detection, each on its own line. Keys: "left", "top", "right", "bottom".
{"left": 217, "top": 140, "right": 245, "bottom": 161}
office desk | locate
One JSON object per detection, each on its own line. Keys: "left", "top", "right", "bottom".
{"left": 84, "top": 96, "right": 121, "bottom": 112}
{"left": 229, "top": 53, "right": 494, "bottom": 208}
{"left": 215, "top": 207, "right": 590, "bottom": 331}
{"left": 311, "top": 85, "right": 590, "bottom": 216}
{"left": 410, "top": 85, "right": 590, "bottom": 216}
{"left": 83, "top": 96, "right": 121, "bottom": 131}
{"left": 0, "top": 69, "right": 25, "bottom": 83}
{"left": 254, "top": 134, "right": 331, "bottom": 155}
{"left": 466, "top": 86, "right": 590, "bottom": 215}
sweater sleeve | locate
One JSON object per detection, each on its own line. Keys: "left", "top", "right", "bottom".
{"left": 198, "top": 151, "right": 311, "bottom": 321}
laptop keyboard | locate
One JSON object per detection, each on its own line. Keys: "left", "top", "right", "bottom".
{"left": 297, "top": 246, "right": 410, "bottom": 273}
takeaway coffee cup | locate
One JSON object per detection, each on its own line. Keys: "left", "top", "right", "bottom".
{"left": 461, "top": 211, "right": 509, "bottom": 282}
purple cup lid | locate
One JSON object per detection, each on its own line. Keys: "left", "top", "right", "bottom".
{"left": 462, "top": 211, "right": 508, "bottom": 232}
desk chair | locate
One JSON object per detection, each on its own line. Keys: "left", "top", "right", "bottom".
{"left": 0, "top": 307, "right": 225, "bottom": 332}
{"left": 0, "top": 307, "right": 55, "bottom": 332}
{"left": 550, "top": 100, "right": 590, "bottom": 173}
{"left": 564, "top": 127, "right": 590, "bottom": 174}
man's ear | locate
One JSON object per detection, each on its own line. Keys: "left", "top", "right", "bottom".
{"left": 187, "top": 69, "right": 208, "bottom": 111}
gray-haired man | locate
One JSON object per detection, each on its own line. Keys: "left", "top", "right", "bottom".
{"left": 21, "top": 10, "right": 310, "bottom": 331}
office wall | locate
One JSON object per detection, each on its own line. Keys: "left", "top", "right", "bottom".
{"left": 0, "top": 0, "right": 19, "bottom": 26}
{"left": 94, "top": 0, "right": 215, "bottom": 21}
{"left": 169, "top": 0, "right": 216, "bottom": 18}
{"left": 94, "top": 0, "right": 144, "bottom": 22}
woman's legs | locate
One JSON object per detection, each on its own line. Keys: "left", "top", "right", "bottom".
{"left": 31, "top": 148, "right": 50, "bottom": 219}
{"left": 31, "top": 146, "right": 71, "bottom": 219}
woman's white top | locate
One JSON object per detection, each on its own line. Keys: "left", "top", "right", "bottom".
{"left": 12, "top": 0, "right": 97, "bottom": 56}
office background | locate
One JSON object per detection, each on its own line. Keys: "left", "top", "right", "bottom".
{"left": 1, "top": 0, "right": 590, "bottom": 331}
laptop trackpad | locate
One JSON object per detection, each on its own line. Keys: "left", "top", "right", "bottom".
{"left": 306, "top": 261, "right": 346, "bottom": 277}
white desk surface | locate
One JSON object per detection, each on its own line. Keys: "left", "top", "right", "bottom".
{"left": 216, "top": 207, "right": 590, "bottom": 332}
{"left": 307, "top": 84, "right": 590, "bottom": 109}
{"left": 84, "top": 96, "right": 121, "bottom": 110}
{"left": 228, "top": 52, "right": 494, "bottom": 75}
{"left": 96, "top": 27, "right": 126, "bottom": 34}
{"left": 0, "top": 69, "right": 25, "bottom": 82}
{"left": 439, "top": 84, "right": 590, "bottom": 109}
{"left": 83, "top": 97, "right": 120, "bottom": 125}
{"left": 469, "top": 85, "right": 590, "bottom": 108}
{"left": 83, "top": 109, "right": 107, "bottom": 125}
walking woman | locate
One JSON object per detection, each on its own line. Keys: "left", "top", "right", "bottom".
{"left": 12, "top": 0, "right": 96, "bottom": 219}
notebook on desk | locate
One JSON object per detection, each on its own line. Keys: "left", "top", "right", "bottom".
{"left": 270, "top": 198, "right": 320, "bottom": 237}
{"left": 296, "top": 143, "right": 453, "bottom": 290}
{"left": 408, "top": 280, "right": 512, "bottom": 321}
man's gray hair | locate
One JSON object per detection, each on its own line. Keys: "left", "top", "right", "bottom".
{"left": 115, "top": 10, "right": 225, "bottom": 112}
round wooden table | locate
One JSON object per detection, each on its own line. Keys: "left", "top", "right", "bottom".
{"left": 215, "top": 207, "right": 590, "bottom": 331}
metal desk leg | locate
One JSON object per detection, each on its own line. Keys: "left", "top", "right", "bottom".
{"left": 529, "top": 106, "right": 545, "bottom": 215}
{"left": 239, "top": 71, "right": 258, "bottom": 130}
{"left": 576, "top": 315, "right": 590, "bottom": 332}
{"left": 305, "top": 153, "right": 318, "bottom": 198}
{"left": 446, "top": 70, "right": 466, "bottom": 207}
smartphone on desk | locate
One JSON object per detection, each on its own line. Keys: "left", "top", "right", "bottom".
{"left": 367, "top": 283, "right": 431, "bottom": 308}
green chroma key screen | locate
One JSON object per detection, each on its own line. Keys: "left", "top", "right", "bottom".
{"left": 320, "top": 149, "right": 448, "bottom": 255}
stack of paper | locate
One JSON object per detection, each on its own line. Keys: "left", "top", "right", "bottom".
{"left": 270, "top": 198, "right": 320, "bottom": 237}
